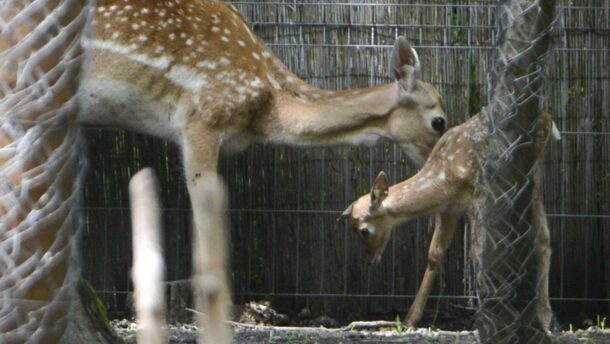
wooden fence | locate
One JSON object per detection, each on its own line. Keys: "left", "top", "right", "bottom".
{"left": 80, "top": 0, "right": 609, "bottom": 326}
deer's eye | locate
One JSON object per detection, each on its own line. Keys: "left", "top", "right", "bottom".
{"left": 360, "top": 228, "right": 371, "bottom": 238}
{"left": 431, "top": 117, "right": 446, "bottom": 132}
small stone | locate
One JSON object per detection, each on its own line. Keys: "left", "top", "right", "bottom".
{"left": 116, "top": 318, "right": 130, "bottom": 328}
{"left": 297, "top": 307, "right": 311, "bottom": 319}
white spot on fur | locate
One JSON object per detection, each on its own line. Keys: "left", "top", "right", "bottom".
{"left": 219, "top": 57, "right": 230, "bottom": 66}
{"left": 166, "top": 65, "right": 210, "bottom": 91}
{"left": 252, "top": 52, "right": 260, "bottom": 60}
{"left": 250, "top": 77, "right": 263, "bottom": 88}
{"left": 245, "top": 25, "right": 257, "bottom": 43}
{"left": 237, "top": 40, "right": 246, "bottom": 47}
{"left": 415, "top": 179, "right": 432, "bottom": 191}
{"left": 85, "top": 39, "right": 135, "bottom": 54}
{"left": 85, "top": 39, "right": 173, "bottom": 69}
{"left": 131, "top": 54, "right": 173, "bottom": 69}
{"left": 266, "top": 75, "right": 281, "bottom": 90}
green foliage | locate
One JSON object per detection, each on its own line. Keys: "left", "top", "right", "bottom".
{"left": 78, "top": 279, "right": 113, "bottom": 333}
{"left": 394, "top": 315, "right": 407, "bottom": 333}
{"left": 450, "top": 8, "right": 467, "bottom": 45}
{"left": 597, "top": 315, "right": 607, "bottom": 330}
{"left": 469, "top": 63, "right": 482, "bottom": 116}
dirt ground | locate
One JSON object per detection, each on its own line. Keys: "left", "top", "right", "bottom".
{"left": 111, "top": 301, "right": 610, "bottom": 343}
{"left": 112, "top": 321, "right": 610, "bottom": 344}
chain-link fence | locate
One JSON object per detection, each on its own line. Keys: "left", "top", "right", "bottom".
{"left": 79, "top": 0, "right": 609, "bottom": 332}
{"left": 473, "top": 1, "right": 556, "bottom": 342}
{"left": 0, "top": 0, "right": 92, "bottom": 341}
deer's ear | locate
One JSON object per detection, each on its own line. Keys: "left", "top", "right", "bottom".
{"left": 390, "top": 37, "right": 420, "bottom": 94}
{"left": 337, "top": 204, "right": 354, "bottom": 222}
{"left": 370, "top": 171, "right": 389, "bottom": 211}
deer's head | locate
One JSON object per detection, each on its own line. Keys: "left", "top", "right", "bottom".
{"left": 387, "top": 38, "right": 447, "bottom": 166}
{"left": 340, "top": 171, "right": 395, "bottom": 264}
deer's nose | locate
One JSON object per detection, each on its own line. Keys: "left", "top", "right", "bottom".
{"left": 431, "top": 117, "right": 446, "bottom": 132}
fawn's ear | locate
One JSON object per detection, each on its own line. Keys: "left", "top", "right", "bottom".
{"left": 337, "top": 203, "right": 354, "bottom": 222}
{"left": 370, "top": 171, "right": 389, "bottom": 211}
{"left": 390, "top": 37, "right": 420, "bottom": 94}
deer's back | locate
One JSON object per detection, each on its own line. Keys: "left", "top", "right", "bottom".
{"left": 78, "top": 0, "right": 279, "bottom": 141}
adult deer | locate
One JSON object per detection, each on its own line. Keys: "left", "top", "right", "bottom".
{"left": 77, "top": 0, "right": 447, "bottom": 338}
{"left": 79, "top": 0, "right": 448, "bottom": 179}
{"left": 340, "top": 111, "right": 559, "bottom": 329}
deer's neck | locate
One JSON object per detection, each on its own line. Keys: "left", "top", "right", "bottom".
{"left": 250, "top": 76, "right": 399, "bottom": 147}
{"left": 380, "top": 120, "right": 481, "bottom": 224}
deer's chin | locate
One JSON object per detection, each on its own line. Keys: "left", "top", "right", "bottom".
{"left": 399, "top": 142, "right": 430, "bottom": 167}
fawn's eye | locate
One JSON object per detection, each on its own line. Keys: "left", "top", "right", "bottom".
{"left": 431, "top": 117, "right": 446, "bottom": 132}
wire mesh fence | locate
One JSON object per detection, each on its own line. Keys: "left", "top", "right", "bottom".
{"left": 79, "top": 0, "right": 609, "bottom": 330}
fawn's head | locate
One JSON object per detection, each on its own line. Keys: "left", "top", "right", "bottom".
{"left": 386, "top": 38, "right": 447, "bottom": 166}
{"left": 340, "top": 172, "right": 395, "bottom": 264}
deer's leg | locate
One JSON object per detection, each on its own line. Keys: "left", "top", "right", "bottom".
{"left": 533, "top": 190, "right": 553, "bottom": 331}
{"left": 182, "top": 128, "right": 230, "bottom": 344}
{"left": 405, "top": 211, "right": 461, "bottom": 327}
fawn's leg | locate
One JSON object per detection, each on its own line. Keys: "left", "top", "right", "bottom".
{"left": 405, "top": 210, "right": 461, "bottom": 327}
{"left": 533, "top": 180, "right": 553, "bottom": 331}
